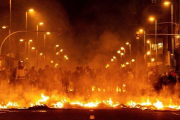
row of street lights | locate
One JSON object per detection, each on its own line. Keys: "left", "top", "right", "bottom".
{"left": 137, "top": 1, "right": 177, "bottom": 70}
{"left": 106, "top": 42, "right": 135, "bottom": 69}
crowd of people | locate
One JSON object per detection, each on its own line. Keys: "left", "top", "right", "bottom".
{"left": 0, "top": 61, "right": 179, "bottom": 96}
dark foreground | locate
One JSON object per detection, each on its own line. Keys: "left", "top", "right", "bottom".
{"left": 0, "top": 108, "right": 180, "bottom": 120}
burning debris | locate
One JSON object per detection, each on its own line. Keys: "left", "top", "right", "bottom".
{"left": 0, "top": 64, "right": 180, "bottom": 111}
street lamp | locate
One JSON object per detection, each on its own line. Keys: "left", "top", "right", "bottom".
{"left": 149, "top": 16, "right": 157, "bottom": 65}
{"left": 54, "top": 44, "right": 59, "bottom": 52}
{"left": 26, "top": 8, "right": 34, "bottom": 58}
{"left": 44, "top": 32, "right": 50, "bottom": 62}
{"left": 36, "top": 22, "right": 43, "bottom": 68}
{"left": 2, "top": 26, "right": 9, "bottom": 29}
{"left": 60, "top": 49, "right": 63, "bottom": 53}
{"left": 126, "top": 42, "right": 131, "bottom": 60}
{"left": 147, "top": 40, "right": 151, "bottom": 51}
{"left": 138, "top": 29, "right": 146, "bottom": 56}
{"left": 120, "top": 53, "right": 124, "bottom": 62}
{"left": 164, "top": 1, "right": 174, "bottom": 68}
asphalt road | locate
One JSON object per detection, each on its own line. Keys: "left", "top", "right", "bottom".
{"left": 0, "top": 108, "right": 180, "bottom": 120}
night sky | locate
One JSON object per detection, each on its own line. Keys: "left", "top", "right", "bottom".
{"left": 0, "top": 0, "right": 141, "bottom": 68}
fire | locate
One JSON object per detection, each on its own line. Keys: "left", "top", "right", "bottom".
{"left": 153, "top": 100, "right": 163, "bottom": 109}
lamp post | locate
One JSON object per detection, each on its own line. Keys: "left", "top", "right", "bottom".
{"left": 139, "top": 29, "right": 146, "bottom": 56}
{"left": 44, "top": 32, "right": 50, "bottom": 63}
{"left": 26, "top": 9, "right": 34, "bottom": 66}
{"left": 36, "top": 22, "right": 43, "bottom": 68}
{"left": 9, "top": 0, "right": 12, "bottom": 69}
{"left": 126, "top": 42, "right": 131, "bottom": 60}
{"left": 149, "top": 17, "right": 157, "bottom": 65}
{"left": 164, "top": 1, "right": 174, "bottom": 68}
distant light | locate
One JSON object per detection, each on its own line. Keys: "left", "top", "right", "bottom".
{"left": 46, "top": 32, "right": 50, "bottom": 35}
{"left": 126, "top": 62, "right": 129, "bottom": 65}
{"left": 56, "top": 44, "right": 59, "bottom": 47}
{"left": 20, "top": 39, "right": 24, "bottom": 42}
{"left": 151, "top": 58, "right": 155, "bottom": 62}
{"left": 121, "top": 47, "right": 125, "bottom": 50}
{"left": 121, "top": 64, "right": 125, "bottom": 68}
{"left": 64, "top": 55, "right": 67, "bottom": 58}
{"left": 29, "top": 39, "right": 33, "bottom": 42}
{"left": 139, "top": 29, "right": 144, "bottom": 33}
{"left": 40, "top": 53, "right": 43, "bottom": 56}
{"left": 126, "top": 42, "right": 129, "bottom": 45}
{"left": 55, "top": 63, "right": 59, "bottom": 68}
{"left": 164, "top": 1, "right": 171, "bottom": 6}
{"left": 31, "top": 47, "right": 35, "bottom": 50}
{"left": 2, "top": 26, "right": 8, "bottom": 29}
{"left": 39, "top": 22, "right": 43, "bottom": 25}
{"left": 65, "top": 57, "right": 69, "bottom": 60}
{"left": 60, "top": 49, "right": 63, "bottom": 52}
{"left": 176, "top": 36, "right": 180, "bottom": 39}
{"left": 113, "top": 56, "right": 116, "bottom": 59}
{"left": 26, "top": 58, "right": 28, "bottom": 60}
{"left": 117, "top": 50, "right": 121, "bottom": 54}
{"left": 147, "top": 51, "right": 150, "bottom": 55}
{"left": 105, "top": 64, "right": 110, "bottom": 68}
{"left": 121, "top": 53, "right": 124, "bottom": 56}
{"left": 149, "top": 17, "right": 155, "bottom": 22}
{"left": 56, "top": 52, "right": 59, "bottom": 55}
{"left": 147, "top": 40, "right": 150, "bottom": 44}
{"left": 111, "top": 59, "right": 114, "bottom": 62}
{"left": 29, "top": 9, "right": 34, "bottom": 12}
{"left": 51, "top": 61, "right": 54, "bottom": 63}
{"left": 132, "top": 59, "right": 135, "bottom": 62}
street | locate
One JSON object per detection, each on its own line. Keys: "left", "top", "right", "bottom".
{"left": 0, "top": 108, "right": 180, "bottom": 120}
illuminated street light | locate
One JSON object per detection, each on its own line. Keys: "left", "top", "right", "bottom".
{"left": 176, "top": 35, "right": 180, "bottom": 39}
{"left": 139, "top": 29, "right": 144, "bottom": 33}
{"left": 2, "top": 26, "right": 8, "bottom": 29}
{"left": 121, "top": 53, "right": 124, "bottom": 56}
{"left": 64, "top": 55, "right": 67, "bottom": 58}
{"left": 26, "top": 58, "right": 28, "bottom": 60}
{"left": 151, "top": 58, "right": 155, "bottom": 62}
{"left": 39, "top": 22, "right": 44, "bottom": 25}
{"left": 29, "top": 39, "right": 33, "bottom": 42}
{"left": 56, "top": 52, "right": 59, "bottom": 55}
{"left": 117, "top": 50, "right": 121, "bottom": 54}
{"left": 111, "top": 58, "right": 114, "bottom": 62}
{"left": 113, "top": 56, "right": 116, "bottom": 59}
{"left": 164, "top": 1, "right": 171, "bottom": 6}
{"left": 46, "top": 32, "right": 50, "bottom": 35}
{"left": 131, "top": 59, "right": 135, "bottom": 62}
{"left": 31, "top": 47, "right": 35, "bottom": 50}
{"left": 105, "top": 64, "right": 110, "bottom": 68}
{"left": 56, "top": 44, "right": 59, "bottom": 47}
{"left": 19, "top": 39, "right": 24, "bottom": 42}
{"left": 149, "top": 16, "right": 157, "bottom": 65}
{"left": 163, "top": 1, "right": 174, "bottom": 68}
{"left": 40, "top": 53, "right": 43, "bottom": 56}
{"left": 149, "top": 16, "right": 155, "bottom": 22}
{"left": 121, "top": 47, "right": 125, "bottom": 50}
{"left": 29, "top": 8, "right": 34, "bottom": 12}
{"left": 147, "top": 51, "right": 151, "bottom": 55}
{"left": 60, "top": 49, "right": 63, "bottom": 52}
{"left": 126, "top": 62, "right": 129, "bottom": 65}
{"left": 126, "top": 42, "right": 131, "bottom": 59}
{"left": 147, "top": 40, "right": 150, "bottom": 44}
{"left": 51, "top": 60, "right": 54, "bottom": 63}
{"left": 121, "top": 64, "right": 125, "bottom": 68}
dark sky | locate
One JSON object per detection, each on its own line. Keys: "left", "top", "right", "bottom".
{"left": 0, "top": 0, "right": 141, "bottom": 67}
